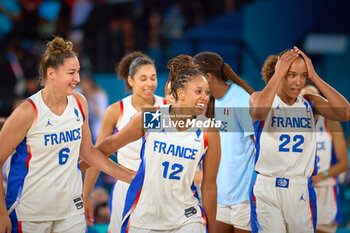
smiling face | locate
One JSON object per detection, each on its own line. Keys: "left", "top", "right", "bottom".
{"left": 278, "top": 57, "right": 308, "bottom": 103}
{"left": 48, "top": 56, "right": 80, "bottom": 96}
{"left": 128, "top": 64, "right": 157, "bottom": 100}
{"left": 177, "top": 74, "right": 210, "bottom": 115}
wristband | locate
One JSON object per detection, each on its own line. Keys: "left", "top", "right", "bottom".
{"left": 322, "top": 170, "right": 329, "bottom": 178}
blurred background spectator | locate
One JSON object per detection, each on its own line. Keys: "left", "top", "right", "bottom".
{"left": 76, "top": 76, "right": 108, "bottom": 143}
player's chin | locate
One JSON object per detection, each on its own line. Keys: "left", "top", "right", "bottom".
{"left": 193, "top": 106, "right": 205, "bottom": 115}
{"left": 67, "top": 88, "right": 76, "bottom": 96}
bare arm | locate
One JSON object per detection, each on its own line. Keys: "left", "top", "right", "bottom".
{"left": 294, "top": 47, "right": 350, "bottom": 121}
{"left": 201, "top": 128, "right": 221, "bottom": 233}
{"left": 249, "top": 50, "right": 299, "bottom": 121}
{"left": 82, "top": 102, "right": 120, "bottom": 226}
{"left": 0, "top": 102, "right": 34, "bottom": 233}
{"left": 95, "top": 111, "right": 145, "bottom": 156}
{"left": 77, "top": 94, "right": 135, "bottom": 184}
{"left": 313, "top": 120, "right": 349, "bottom": 184}
{"left": 82, "top": 103, "right": 120, "bottom": 186}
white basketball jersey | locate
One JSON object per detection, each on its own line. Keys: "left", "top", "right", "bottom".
{"left": 122, "top": 106, "right": 208, "bottom": 231}
{"left": 254, "top": 94, "right": 316, "bottom": 178}
{"left": 116, "top": 95, "right": 166, "bottom": 170}
{"left": 315, "top": 116, "right": 336, "bottom": 187}
{"left": 5, "top": 90, "right": 85, "bottom": 221}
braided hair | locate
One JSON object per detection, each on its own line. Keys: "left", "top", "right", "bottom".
{"left": 193, "top": 52, "right": 254, "bottom": 94}
{"left": 193, "top": 52, "right": 254, "bottom": 118}
{"left": 167, "top": 55, "right": 204, "bottom": 101}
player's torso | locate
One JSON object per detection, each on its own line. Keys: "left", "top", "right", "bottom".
{"left": 7, "top": 91, "right": 84, "bottom": 220}
{"left": 255, "top": 94, "right": 316, "bottom": 178}
{"left": 130, "top": 108, "right": 207, "bottom": 229}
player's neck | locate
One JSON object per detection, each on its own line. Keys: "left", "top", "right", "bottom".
{"left": 41, "top": 87, "right": 68, "bottom": 115}
{"left": 131, "top": 94, "right": 155, "bottom": 111}
{"left": 211, "top": 80, "right": 231, "bottom": 100}
{"left": 277, "top": 91, "right": 297, "bottom": 106}
{"left": 169, "top": 106, "right": 195, "bottom": 131}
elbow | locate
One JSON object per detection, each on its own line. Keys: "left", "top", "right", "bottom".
{"left": 250, "top": 108, "right": 267, "bottom": 122}
{"left": 79, "top": 153, "right": 90, "bottom": 164}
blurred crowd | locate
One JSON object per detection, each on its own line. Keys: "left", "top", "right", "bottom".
{"left": 0, "top": 0, "right": 253, "bottom": 117}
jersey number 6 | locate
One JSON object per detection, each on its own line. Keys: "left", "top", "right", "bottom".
{"left": 58, "top": 148, "right": 70, "bottom": 165}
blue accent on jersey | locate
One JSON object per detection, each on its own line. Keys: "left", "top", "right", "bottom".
{"left": 304, "top": 95, "right": 315, "bottom": 117}
{"left": 250, "top": 121, "right": 264, "bottom": 233}
{"left": 74, "top": 108, "right": 79, "bottom": 118}
{"left": 5, "top": 138, "right": 29, "bottom": 232}
{"left": 249, "top": 171, "right": 261, "bottom": 233}
{"left": 334, "top": 185, "right": 342, "bottom": 224}
{"left": 121, "top": 137, "right": 147, "bottom": 233}
{"left": 308, "top": 178, "right": 317, "bottom": 232}
{"left": 196, "top": 128, "right": 201, "bottom": 138}
{"left": 312, "top": 149, "right": 318, "bottom": 176}
{"left": 253, "top": 121, "right": 264, "bottom": 165}
{"left": 199, "top": 205, "right": 208, "bottom": 233}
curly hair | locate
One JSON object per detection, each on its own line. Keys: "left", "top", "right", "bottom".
{"left": 115, "top": 51, "right": 154, "bottom": 91}
{"left": 261, "top": 49, "right": 302, "bottom": 84}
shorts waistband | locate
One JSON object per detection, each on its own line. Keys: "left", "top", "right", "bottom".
{"left": 256, "top": 174, "right": 308, "bottom": 188}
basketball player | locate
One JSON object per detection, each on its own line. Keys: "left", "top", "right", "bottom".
{"left": 0, "top": 37, "right": 134, "bottom": 233}
{"left": 302, "top": 85, "right": 349, "bottom": 233}
{"left": 249, "top": 47, "right": 350, "bottom": 233}
{"left": 193, "top": 51, "right": 255, "bottom": 233}
{"left": 96, "top": 55, "right": 221, "bottom": 233}
{"left": 83, "top": 52, "right": 166, "bottom": 231}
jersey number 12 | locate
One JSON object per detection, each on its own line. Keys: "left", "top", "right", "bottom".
{"left": 161, "top": 161, "right": 183, "bottom": 180}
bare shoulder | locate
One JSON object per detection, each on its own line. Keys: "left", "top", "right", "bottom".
{"left": 108, "top": 101, "right": 122, "bottom": 115}
{"left": 2, "top": 100, "right": 35, "bottom": 134}
{"left": 74, "top": 93, "right": 88, "bottom": 106}
{"left": 303, "top": 93, "right": 326, "bottom": 105}
{"left": 206, "top": 126, "right": 220, "bottom": 143}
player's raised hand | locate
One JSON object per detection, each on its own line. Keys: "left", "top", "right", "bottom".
{"left": 293, "top": 46, "right": 318, "bottom": 80}
{"left": 274, "top": 49, "right": 299, "bottom": 78}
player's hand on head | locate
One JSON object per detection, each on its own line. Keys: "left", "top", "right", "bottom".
{"left": 274, "top": 49, "right": 299, "bottom": 77}
{"left": 293, "top": 46, "right": 317, "bottom": 80}
{"left": 0, "top": 214, "right": 11, "bottom": 233}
